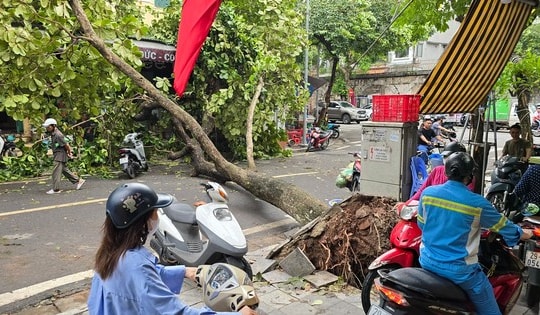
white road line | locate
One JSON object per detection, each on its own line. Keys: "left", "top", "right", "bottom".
{"left": 0, "top": 218, "right": 297, "bottom": 307}
{"left": 335, "top": 145, "right": 351, "bottom": 150}
{"left": 272, "top": 172, "right": 318, "bottom": 178}
{"left": 0, "top": 270, "right": 94, "bottom": 307}
{"left": 0, "top": 199, "right": 108, "bottom": 218}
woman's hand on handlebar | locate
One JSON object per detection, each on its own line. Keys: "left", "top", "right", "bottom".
{"left": 239, "top": 306, "right": 258, "bottom": 315}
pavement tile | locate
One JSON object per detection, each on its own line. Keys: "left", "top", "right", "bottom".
{"left": 257, "top": 288, "right": 298, "bottom": 309}
{"left": 278, "top": 301, "right": 318, "bottom": 314}
{"left": 303, "top": 271, "right": 339, "bottom": 288}
{"left": 262, "top": 270, "right": 291, "bottom": 284}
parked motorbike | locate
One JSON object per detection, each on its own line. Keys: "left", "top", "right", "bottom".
{"left": 306, "top": 127, "right": 332, "bottom": 152}
{"left": 361, "top": 200, "right": 421, "bottom": 313}
{"left": 368, "top": 231, "right": 525, "bottom": 315}
{"left": 327, "top": 123, "right": 340, "bottom": 139}
{"left": 150, "top": 182, "right": 253, "bottom": 279}
{"left": 195, "top": 262, "right": 259, "bottom": 312}
{"left": 118, "top": 132, "right": 148, "bottom": 178}
{"left": 486, "top": 155, "right": 524, "bottom": 214}
{"left": 335, "top": 152, "right": 362, "bottom": 192}
{"left": 0, "top": 131, "right": 18, "bottom": 158}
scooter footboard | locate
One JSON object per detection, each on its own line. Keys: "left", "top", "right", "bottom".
{"left": 368, "top": 248, "right": 418, "bottom": 270}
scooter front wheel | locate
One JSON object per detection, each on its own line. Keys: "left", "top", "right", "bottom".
{"left": 224, "top": 256, "right": 253, "bottom": 280}
{"left": 361, "top": 265, "right": 400, "bottom": 313}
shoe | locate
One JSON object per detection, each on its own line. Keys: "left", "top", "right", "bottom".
{"left": 46, "top": 189, "right": 62, "bottom": 194}
{"left": 76, "top": 179, "right": 86, "bottom": 190}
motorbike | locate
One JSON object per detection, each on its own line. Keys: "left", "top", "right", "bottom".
{"left": 195, "top": 262, "right": 259, "bottom": 312}
{"left": 335, "top": 152, "right": 362, "bottom": 192}
{"left": 0, "top": 131, "right": 18, "bottom": 158}
{"left": 306, "top": 127, "right": 332, "bottom": 152}
{"left": 150, "top": 182, "right": 253, "bottom": 279}
{"left": 486, "top": 155, "right": 524, "bottom": 214}
{"left": 118, "top": 132, "right": 148, "bottom": 179}
{"left": 327, "top": 123, "right": 340, "bottom": 139}
{"left": 368, "top": 230, "right": 525, "bottom": 315}
{"left": 361, "top": 200, "right": 421, "bottom": 313}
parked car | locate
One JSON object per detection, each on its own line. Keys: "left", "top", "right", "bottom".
{"left": 360, "top": 104, "right": 373, "bottom": 121}
{"left": 319, "top": 101, "right": 368, "bottom": 124}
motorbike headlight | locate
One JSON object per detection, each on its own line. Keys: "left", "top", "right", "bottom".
{"left": 213, "top": 208, "right": 233, "bottom": 221}
{"left": 209, "top": 264, "right": 236, "bottom": 290}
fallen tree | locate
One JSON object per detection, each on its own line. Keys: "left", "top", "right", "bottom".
{"left": 69, "top": 0, "right": 327, "bottom": 224}
{"left": 269, "top": 194, "right": 398, "bottom": 285}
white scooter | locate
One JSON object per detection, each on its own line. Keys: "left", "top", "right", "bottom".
{"left": 118, "top": 132, "right": 148, "bottom": 178}
{"left": 150, "top": 182, "right": 253, "bottom": 278}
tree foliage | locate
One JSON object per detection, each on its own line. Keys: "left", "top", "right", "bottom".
{"left": 151, "top": 0, "right": 308, "bottom": 160}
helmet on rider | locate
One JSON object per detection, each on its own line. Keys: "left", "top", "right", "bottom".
{"left": 441, "top": 142, "right": 466, "bottom": 157}
{"left": 42, "top": 118, "right": 57, "bottom": 128}
{"left": 106, "top": 183, "right": 174, "bottom": 229}
{"left": 445, "top": 152, "right": 476, "bottom": 182}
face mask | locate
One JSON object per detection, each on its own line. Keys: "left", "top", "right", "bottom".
{"left": 147, "top": 216, "right": 159, "bottom": 238}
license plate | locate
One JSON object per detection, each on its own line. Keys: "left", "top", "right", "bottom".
{"left": 367, "top": 304, "right": 392, "bottom": 315}
{"left": 119, "top": 157, "right": 128, "bottom": 164}
{"left": 525, "top": 250, "right": 540, "bottom": 269}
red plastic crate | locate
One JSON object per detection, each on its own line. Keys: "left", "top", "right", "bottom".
{"left": 372, "top": 94, "right": 421, "bottom": 122}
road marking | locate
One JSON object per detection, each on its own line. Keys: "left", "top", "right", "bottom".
{"left": 0, "top": 199, "right": 107, "bottom": 218}
{"left": 335, "top": 145, "right": 350, "bottom": 150}
{"left": 0, "top": 218, "right": 296, "bottom": 307}
{"left": 272, "top": 172, "right": 318, "bottom": 178}
{"left": 0, "top": 270, "right": 94, "bottom": 307}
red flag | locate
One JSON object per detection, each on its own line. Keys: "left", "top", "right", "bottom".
{"left": 173, "top": 0, "right": 222, "bottom": 97}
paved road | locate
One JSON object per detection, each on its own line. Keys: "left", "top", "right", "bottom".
{"left": 0, "top": 123, "right": 365, "bottom": 296}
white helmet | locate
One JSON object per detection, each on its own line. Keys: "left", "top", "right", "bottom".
{"left": 42, "top": 118, "right": 57, "bottom": 128}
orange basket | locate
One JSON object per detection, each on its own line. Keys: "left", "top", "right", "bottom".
{"left": 372, "top": 94, "right": 421, "bottom": 122}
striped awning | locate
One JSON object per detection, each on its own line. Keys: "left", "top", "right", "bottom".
{"left": 418, "top": 0, "right": 536, "bottom": 114}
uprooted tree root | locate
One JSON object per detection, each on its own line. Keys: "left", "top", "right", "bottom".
{"left": 269, "top": 194, "right": 398, "bottom": 287}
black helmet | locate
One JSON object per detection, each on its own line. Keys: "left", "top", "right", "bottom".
{"left": 441, "top": 142, "right": 466, "bottom": 157}
{"left": 106, "top": 183, "right": 174, "bottom": 229}
{"left": 445, "top": 152, "right": 475, "bottom": 181}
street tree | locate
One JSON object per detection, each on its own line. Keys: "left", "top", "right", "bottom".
{"left": 151, "top": 0, "right": 308, "bottom": 167}
{"left": 67, "top": 0, "right": 327, "bottom": 224}
{"left": 496, "top": 17, "right": 540, "bottom": 143}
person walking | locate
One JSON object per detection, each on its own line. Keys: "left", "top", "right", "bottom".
{"left": 42, "top": 118, "right": 85, "bottom": 194}
{"left": 87, "top": 183, "right": 257, "bottom": 315}
{"left": 418, "top": 152, "right": 532, "bottom": 315}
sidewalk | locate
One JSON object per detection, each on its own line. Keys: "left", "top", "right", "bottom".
{"left": 2, "top": 244, "right": 539, "bottom": 315}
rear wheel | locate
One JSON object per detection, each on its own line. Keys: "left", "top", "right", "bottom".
{"left": 331, "top": 129, "right": 339, "bottom": 139}
{"left": 361, "top": 265, "right": 400, "bottom": 313}
{"left": 126, "top": 161, "right": 136, "bottom": 179}
{"left": 526, "top": 283, "right": 540, "bottom": 307}
{"left": 320, "top": 138, "right": 330, "bottom": 150}
{"left": 351, "top": 173, "right": 360, "bottom": 192}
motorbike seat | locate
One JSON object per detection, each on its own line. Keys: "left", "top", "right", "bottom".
{"left": 383, "top": 268, "right": 469, "bottom": 302}
{"left": 163, "top": 203, "right": 196, "bottom": 224}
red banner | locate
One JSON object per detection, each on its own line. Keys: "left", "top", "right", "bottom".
{"left": 173, "top": 0, "right": 222, "bottom": 97}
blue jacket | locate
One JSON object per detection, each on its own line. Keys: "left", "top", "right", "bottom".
{"left": 418, "top": 180, "right": 522, "bottom": 275}
{"left": 88, "top": 246, "right": 239, "bottom": 315}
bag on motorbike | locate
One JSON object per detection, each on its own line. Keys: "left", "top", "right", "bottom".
{"left": 335, "top": 174, "right": 348, "bottom": 188}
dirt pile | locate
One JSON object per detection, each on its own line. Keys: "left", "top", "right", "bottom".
{"left": 269, "top": 194, "right": 398, "bottom": 287}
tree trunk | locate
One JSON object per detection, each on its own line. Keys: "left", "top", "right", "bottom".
{"left": 69, "top": 0, "right": 327, "bottom": 224}
{"left": 246, "top": 77, "right": 264, "bottom": 170}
